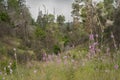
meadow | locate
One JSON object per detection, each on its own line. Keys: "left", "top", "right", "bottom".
{"left": 0, "top": 0, "right": 120, "bottom": 80}
{"left": 0, "top": 45, "right": 120, "bottom": 80}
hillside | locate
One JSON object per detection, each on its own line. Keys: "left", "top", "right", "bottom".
{"left": 0, "top": 0, "right": 120, "bottom": 80}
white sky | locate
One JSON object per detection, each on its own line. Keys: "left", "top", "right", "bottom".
{"left": 26, "top": 0, "right": 102, "bottom": 22}
{"left": 26, "top": 0, "right": 74, "bottom": 22}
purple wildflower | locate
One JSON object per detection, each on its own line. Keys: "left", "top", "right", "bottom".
{"left": 57, "top": 58, "right": 61, "bottom": 64}
{"left": 89, "top": 34, "right": 94, "bottom": 40}
{"left": 89, "top": 42, "right": 98, "bottom": 57}
{"left": 93, "top": 42, "right": 98, "bottom": 46}
{"left": 63, "top": 56, "right": 67, "bottom": 59}
{"left": 97, "top": 48, "right": 101, "bottom": 52}
{"left": 48, "top": 55, "right": 52, "bottom": 61}
{"left": 42, "top": 53, "right": 47, "bottom": 61}
{"left": 64, "top": 59, "right": 68, "bottom": 65}
{"left": 114, "top": 64, "right": 119, "bottom": 70}
{"left": 89, "top": 44, "right": 95, "bottom": 54}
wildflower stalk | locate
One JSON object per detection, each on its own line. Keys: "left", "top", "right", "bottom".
{"left": 111, "top": 32, "right": 118, "bottom": 50}
{"left": 96, "top": 14, "right": 104, "bottom": 49}
{"left": 110, "top": 32, "right": 119, "bottom": 65}
{"left": 13, "top": 48, "right": 22, "bottom": 80}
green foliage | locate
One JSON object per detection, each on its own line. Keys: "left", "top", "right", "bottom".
{"left": 8, "top": 0, "right": 19, "bottom": 10}
{"left": 0, "top": 12, "right": 10, "bottom": 22}
{"left": 0, "top": 1, "right": 120, "bottom": 80}
{"left": 37, "top": 13, "right": 55, "bottom": 27}
{"left": 113, "top": 7, "right": 120, "bottom": 48}
{"left": 0, "top": 46, "right": 7, "bottom": 55}
{"left": 104, "top": 0, "right": 114, "bottom": 6}
{"left": 80, "top": 7, "right": 87, "bottom": 18}
{"left": 57, "top": 15, "right": 65, "bottom": 25}
{"left": 114, "top": 8, "right": 120, "bottom": 26}
{"left": 35, "top": 27, "right": 46, "bottom": 39}
{"left": 0, "top": 60, "right": 8, "bottom": 70}
{"left": 72, "top": 2, "right": 80, "bottom": 17}
{"left": 18, "top": 0, "right": 25, "bottom": 6}
{"left": 53, "top": 45, "right": 61, "bottom": 54}
{"left": 42, "top": 14, "right": 49, "bottom": 27}
{"left": 103, "top": 0, "right": 115, "bottom": 20}
{"left": 47, "top": 14, "right": 55, "bottom": 23}
{"left": 0, "top": 0, "right": 3, "bottom": 2}
{"left": 0, "top": 60, "right": 16, "bottom": 74}
{"left": 72, "top": 3, "right": 80, "bottom": 11}
{"left": 5, "top": 62, "right": 16, "bottom": 74}
{"left": 3, "top": 55, "right": 120, "bottom": 80}
{"left": 62, "top": 36, "right": 69, "bottom": 46}
{"left": 0, "top": 0, "right": 4, "bottom": 3}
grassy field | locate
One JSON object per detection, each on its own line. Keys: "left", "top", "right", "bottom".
{"left": 1, "top": 61, "right": 120, "bottom": 80}
{"left": 0, "top": 48, "right": 120, "bottom": 80}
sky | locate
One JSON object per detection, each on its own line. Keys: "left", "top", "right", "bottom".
{"left": 26, "top": 0, "right": 74, "bottom": 22}
{"left": 26, "top": 0, "right": 102, "bottom": 22}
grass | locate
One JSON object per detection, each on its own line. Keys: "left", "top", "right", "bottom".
{"left": 0, "top": 41, "right": 120, "bottom": 80}
{"left": 1, "top": 51, "right": 120, "bottom": 80}
{"left": 1, "top": 60, "right": 120, "bottom": 80}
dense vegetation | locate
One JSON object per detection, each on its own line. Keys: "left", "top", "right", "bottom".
{"left": 0, "top": 0, "right": 120, "bottom": 80}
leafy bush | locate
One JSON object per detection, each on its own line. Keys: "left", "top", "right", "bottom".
{"left": 35, "top": 27, "right": 46, "bottom": 40}
{"left": 0, "top": 12, "right": 10, "bottom": 22}
{"left": 63, "top": 36, "right": 69, "bottom": 46}
{"left": 8, "top": 0, "right": 19, "bottom": 11}
{"left": 53, "top": 45, "right": 61, "bottom": 54}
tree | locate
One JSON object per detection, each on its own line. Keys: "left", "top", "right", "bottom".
{"left": 57, "top": 15, "right": 65, "bottom": 26}
{"left": 8, "top": 0, "right": 32, "bottom": 46}
{"left": 35, "top": 27, "right": 46, "bottom": 40}
{"left": 71, "top": 1, "right": 80, "bottom": 18}
{"left": 18, "top": 0, "right": 25, "bottom": 6}
{"left": 103, "top": 0, "right": 115, "bottom": 20}
{"left": 8, "top": 0, "right": 19, "bottom": 11}
{"left": 0, "top": 12, "right": 10, "bottom": 22}
{"left": 0, "top": 0, "right": 11, "bottom": 37}
{"left": 37, "top": 10, "right": 43, "bottom": 27}
{"left": 37, "top": 11, "right": 55, "bottom": 28}
{"left": 113, "top": 7, "right": 120, "bottom": 48}
{"left": 47, "top": 14, "right": 55, "bottom": 23}
{"left": 37, "top": 12, "right": 48, "bottom": 27}
{"left": 0, "top": 0, "right": 7, "bottom": 11}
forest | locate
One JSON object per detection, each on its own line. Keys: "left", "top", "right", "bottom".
{"left": 0, "top": 0, "right": 120, "bottom": 80}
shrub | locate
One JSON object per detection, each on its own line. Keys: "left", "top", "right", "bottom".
{"left": 0, "top": 12, "right": 10, "bottom": 22}
{"left": 35, "top": 27, "right": 46, "bottom": 40}
{"left": 63, "top": 36, "right": 69, "bottom": 46}
{"left": 53, "top": 45, "right": 61, "bottom": 55}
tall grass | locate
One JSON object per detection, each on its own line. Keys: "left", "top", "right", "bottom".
{"left": 0, "top": 48, "right": 119, "bottom": 80}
